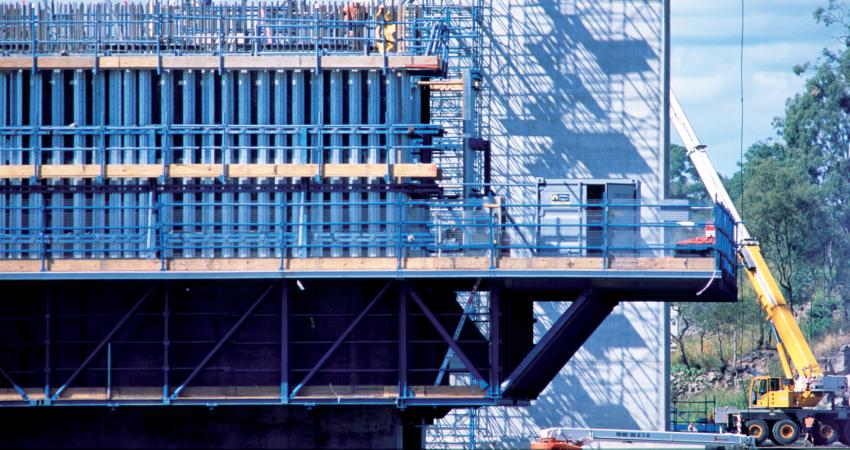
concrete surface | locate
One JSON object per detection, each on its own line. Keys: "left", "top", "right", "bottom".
{"left": 430, "top": 0, "right": 671, "bottom": 445}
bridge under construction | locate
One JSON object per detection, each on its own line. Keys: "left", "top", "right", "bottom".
{"left": 0, "top": 1, "right": 735, "bottom": 448}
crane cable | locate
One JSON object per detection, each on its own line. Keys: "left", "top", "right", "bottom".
{"left": 739, "top": 0, "right": 745, "bottom": 220}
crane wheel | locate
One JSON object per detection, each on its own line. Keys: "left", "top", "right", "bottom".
{"left": 746, "top": 419, "right": 768, "bottom": 445}
{"left": 770, "top": 419, "right": 799, "bottom": 446}
{"left": 815, "top": 421, "right": 838, "bottom": 446}
{"left": 838, "top": 420, "right": 850, "bottom": 446}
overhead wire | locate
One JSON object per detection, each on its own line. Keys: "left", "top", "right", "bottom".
{"left": 739, "top": 0, "right": 745, "bottom": 219}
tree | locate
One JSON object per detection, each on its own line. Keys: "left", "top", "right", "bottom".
{"left": 669, "top": 144, "right": 708, "bottom": 202}
{"left": 740, "top": 152, "right": 827, "bottom": 312}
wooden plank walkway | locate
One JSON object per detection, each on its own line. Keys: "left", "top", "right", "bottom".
{"left": 0, "top": 257, "right": 716, "bottom": 273}
{"left": 0, "top": 163, "right": 438, "bottom": 180}
{"left": 0, "top": 55, "right": 441, "bottom": 71}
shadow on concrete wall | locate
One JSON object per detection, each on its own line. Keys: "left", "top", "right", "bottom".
{"left": 484, "top": 0, "right": 662, "bottom": 200}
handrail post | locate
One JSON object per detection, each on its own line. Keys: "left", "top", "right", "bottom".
{"left": 488, "top": 205, "right": 496, "bottom": 270}
{"left": 396, "top": 194, "right": 404, "bottom": 271}
{"left": 157, "top": 197, "right": 166, "bottom": 271}
{"left": 40, "top": 199, "right": 47, "bottom": 272}
{"left": 279, "top": 190, "right": 287, "bottom": 271}
{"left": 602, "top": 192, "right": 608, "bottom": 270}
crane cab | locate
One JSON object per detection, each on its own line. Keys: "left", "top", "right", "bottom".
{"left": 748, "top": 377, "right": 790, "bottom": 408}
{"left": 748, "top": 376, "right": 821, "bottom": 409}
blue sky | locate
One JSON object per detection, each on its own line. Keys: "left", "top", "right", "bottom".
{"left": 671, "top": 0, "right": 844, "bottom": 175}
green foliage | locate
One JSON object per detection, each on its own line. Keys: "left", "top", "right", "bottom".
{"left": 803, "top": 291, "right": 841, "bottom": 339}
{"left": 671, "top": 1, "right": 850, "bottom": 378}
{"left": 669, "top": 144, "right": 708, "bottom": 202}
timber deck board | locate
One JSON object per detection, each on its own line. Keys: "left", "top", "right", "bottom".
{"left": 0, "top": 163, "right": 438, "bottom": 179}
{"left": 0, "top": 55, "right": 441, "bottom": 71}
{"left": 0, "top": 257, "right": 716, "bottom": 273}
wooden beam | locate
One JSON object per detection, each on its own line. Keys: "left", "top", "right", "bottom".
{"left": 0, "top": 257, "right": 717, "bottom": 273}
{"left": 392, "top": 163, "right": 438, "bottom": 178}
{"left": 106, "top": 164, "right": 163, "bottom": 178}
{"left": 0, "top": 163, "right": 439, "bottom": 179}
{"left": 418, "top": 79, "right": 464, "bottom": 91}
{"left": 168, "top": 164, "right": 223, "bottom": 178}
{"left": 40, "top": 164, "right": 100, "bottom": 179}
{"left": 0, "top": 55, "right": 442, "bottom": 71}
{"left": 99, "top": 56, "right": 159, "bottom": 69}
{"left": 0, "top": 165, "right": 33, "bottom": 178}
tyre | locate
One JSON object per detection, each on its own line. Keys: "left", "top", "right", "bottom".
{"left": 815, "top": 421, "right": 838, "bottom": 446}
{"left": 770, "top": 419, "right": 799, "bottom": 446}
{"left": 746, "top": 419, "right": 769, "bottom": 446}
{"left": 839, "top": 420, "right": 850, "bottom": 446}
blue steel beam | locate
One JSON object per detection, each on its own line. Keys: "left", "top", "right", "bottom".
{"left": 289, "top": 281, "right": 392, "bottom": 398}
{"left": 201, "top": 70, "right": 215, "bottom": 259}
{"left": 398, "top": 283, "right": 408, "bottom": 399}
{"left": 273, "top": 70, "right": 288, "bottom": 261}
{"left": 257, "top": 70, "right": 271, "bottom": 258}
{"left": 51, "top": 284, "right": 159, "bottom": 402}
{"left": 72, "top": 69, "right": 86, "bottom": 258}
{"left": 348, "top": 70, "right": 363, "bottom": 258}
{"left": 329, "top": 69, "right": 343, "bottom": 258}
{"left": 435, "top": 279, "right": 481, "bottom": 386}
{"left": 237, "top": 70, "right": 251, "bottom": 259}
{"left": 408, "top": 289, "right": 488, "bottom": 390}
{"left": 0, "top": 367, "right": 30, "bottom": 404}
{"left": 280, "top": 281, "right": 289, "bottom": 404}
{"left": 500, "top": 290, "right": 618, "bottom": 399}
{"left": 170, "top": 282, "right": 277, "bottom": 400}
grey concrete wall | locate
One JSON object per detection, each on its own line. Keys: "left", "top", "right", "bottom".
{"left": 443, "top": 0, "right": 669, "bottom": 445}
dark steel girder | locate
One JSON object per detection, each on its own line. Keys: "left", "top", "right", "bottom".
{"left": 500, "top": 289, "right": 618, "bottom": 400}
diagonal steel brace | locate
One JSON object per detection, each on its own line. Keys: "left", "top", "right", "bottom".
{"left": 409, "top": 289, "right": 489, "bottom": 390}
{"left": 290, "top": 281, "right": 392, "bottom": 398}
{"left": 52, "top": 284, "right": 159, "bottom": 401}
{"left": 171, "top": 282, "right": 277, "bottom": 400}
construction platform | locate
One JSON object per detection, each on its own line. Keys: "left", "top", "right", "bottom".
{"left": 0, "top": 1, "right": 733, "bottom": 448}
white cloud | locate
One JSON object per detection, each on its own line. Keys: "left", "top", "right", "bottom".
{"left": 671, "top": 1, "right": 840, "bottom": 175}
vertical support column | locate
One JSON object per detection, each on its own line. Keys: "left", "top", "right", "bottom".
{"left": 122, "top": 69, "right": 138, "bottom": 258}
{"left": 10, "top": 71, "right": 23, "bottom": 259}
{"left": 237, "top": 70, "right": 251, "bottom": 258}
{"left": 108, "top": 70, "right": 122, "bottom": 258}
{"left": 221, "top": 70, "right": 234, "bottom": 258}
{"left": 0, "top": 72, "right": 7, "bottom": 259}
{"left": 348, "top": 70, "right": 362, "bottom": 258}
{"left": 398, "top": 282, "right": 408, "bottom": 399}
{"left": 43, "top": 288, "right": 51, "bottom": 405}
{"left": 201, "top": 70, "right": 215, "bottom": 258}
{"left": 93, "top": 71, "right": 106, "bottom": 259}
{"left": 385, "top": 71, "right": 399, "bottom": 258}
{"left": 309, "top": 70, "right": 323, "bottom": 258}
{"left": 329, "top": 69, "right": 343, "bottom": 257}
{"left": 257, "top": 70, "right": 271, "bottom": 258}
{"left": 273, "top": 70, "right": 289, "bottom": 259}
{"left": 180, "top": 70, "right": 195, "bottom": 258}
{"left": 489, "top": 287, "right": 500, "bottom": 396}
{"left": 366, "top": 70, "right": 381, "bottom": 258}
{"left": 291, "top": 70, "right": 307, "bottom": 258}
{"left": 280, "top": 281, "right": 289, "bottom": 403}
{"left": 161, "top": 70, "right": 176, "bottom": 259}
{"left": 462, "top": 69, "right": 475, "bottom": 200}
{"left": 138, "top": 70, "right": 153, "bottom": 258}
{"left": 29, "top": 71, "right": 43, "bottom": 261}
{"left": 72, "top": 69, "right": 87, "bottom": 258}
{"left": 50, "top": 70, "right": 64, "bottom": 258}
{"left": 162, "top": 283, "right": 170, "bottom": 404}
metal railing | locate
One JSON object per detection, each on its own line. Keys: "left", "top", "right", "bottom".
{"left": 0, "top": 1, "right": 450, "bottom": 57}
{"left": 0, "top": 185, "right": 737, "bottom": 276}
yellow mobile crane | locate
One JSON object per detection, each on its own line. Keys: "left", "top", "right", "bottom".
{"left": 670, "top": 93, "right": 849, "bottom": 446}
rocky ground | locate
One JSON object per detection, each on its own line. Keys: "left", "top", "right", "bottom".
{"left": 673, "top": 346, "right": 850, "bottom": 399}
